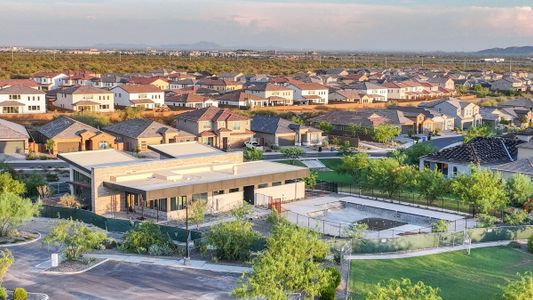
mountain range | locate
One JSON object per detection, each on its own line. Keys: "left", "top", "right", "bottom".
{"left": 475, "top": 46, "right": 533, "bottom": 56}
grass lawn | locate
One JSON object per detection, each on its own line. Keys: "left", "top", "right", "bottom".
{"left": 276, "top": 159, "right": 306, "bottom": 167}
{"left": 349, "top": 246, "right": 533, "bottom": 300}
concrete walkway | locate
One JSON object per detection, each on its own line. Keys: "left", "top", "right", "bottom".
{"left": 345, "top": 240, "right": 512, "bottom": 260}
{"left": 87, "top": 253, "right": 252, "bottom": 274}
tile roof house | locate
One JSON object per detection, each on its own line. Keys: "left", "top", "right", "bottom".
{"left": 165, "top": 92, "right": 219, "bottom": 109}
{"left": 286, "top": 79, "right": 329, "bottom": 104}
{"left": 31, "top": 72, "right": 69, "bottom": 91}
{"left": 419, "top": 97, "right": 482, "bottom": 130}
{"left": 0, "top": 79, "right": 39, "bottom": 89}
{"left": 245, "top": 83, "right": 294, "bottom": 106}
{"left": 103, "top": 119, "right": 196, "bottom": 152}
{"left": 389, "top": 106, "right": 455, "bottom": 133}
{"left": 0, "top": 85, "right": 46, "bottom": 114}
{"left": 197, "top": 78, "right": 243, "bottom": 92}
{"left": 251, "top": 115, "right": 323, "bottom": 147}
{"left": 112, "top": 84, "right": 165, "bottom": 109}
{"left": 329, "top": 90, "right": 373, "bottom": 103}
{"left": 420, "top": 137, "right": 524, "bottom": 177}
{"left": 175, "top": 106, "right": 253, "bottom": 150}
{"left": 55, "top": 85, "right": 114, "bottom": 112}
{"left": 127, "top": 76, "right": 169, "bottom": 90}
{"left": 346, "top": 82, "right": 388, "bottom": 102}
{"left": 217, "top": 90, "right": 268, "bottom": 109}
{"left": 0, "top": 118, "right": 30, "bottom": 154}
{"left": 34, "top": 116, "right": 120, "bottom": 154}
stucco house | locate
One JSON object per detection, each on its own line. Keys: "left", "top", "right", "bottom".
{"left": 419, "top": 98, "right": 482, "bottom": 130}
{"left": 112, "top": 84, "right": 165, "bottom": 109}
{"left": 55, "top": 85, "right": 114, "bottom": 112}
{"left": 0, "top": 118, "right": 30, "bottom": 154}
{"left": 246, "top": 83, "right": 294, "bottom": 106}
{"left": 287, "top": 80, "right": 329, "bottom": 104}
{"left": 0, "top": 85, "right": 46, "bottom": 114}
{"left": 251, "top": 115, "right": 323, "bottom": 147}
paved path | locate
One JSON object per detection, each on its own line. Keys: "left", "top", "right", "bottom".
{"left": 345, "top": 240, "right": 511, "bottom": 260}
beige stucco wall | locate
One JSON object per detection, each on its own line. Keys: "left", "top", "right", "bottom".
{"left": 255, "top": 182, "right": 305, "bottom": 203}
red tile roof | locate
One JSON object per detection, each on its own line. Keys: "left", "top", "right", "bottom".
{"left": 177, "top": 106, "right": 249, "bottom": 122}
{"left": 118, "top": 84, "right": 163, "bottom": 93}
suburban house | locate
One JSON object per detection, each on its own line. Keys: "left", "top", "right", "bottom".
{"left": 419, "top": 137, "right": 524, "bottom": 178}
{"left": 389, "top": 106, "right": 455, "bottom": 133}
{"left": 287, "top": 80, "right": 329, "bottom": 104}
{"left": 165, "top": 93, "right": 218, "bottom": 109}
{"left": 58, "top": 142, "right": 308, "bottom": 217}
{"left": 347, "top": 82, "right": 388, "bottom": 102}
{"left": 418, "top": 98, "right": 482, "bottom": 130}
{"left": 55, "top": 85, "right": 114, "bottom": 112}
{"left": 0, "top": 118, "right": 30, "bottom": 154}
{"left": 427, "top": 77, "right": 455, "bottom": 90}
{"left": 31, "top": 72, "right": 69, "bottom": 91}
{"left": 251, "top": 115, "right": 323, "bottom": 147}
{"left": 91, "top": 74, "right": 127, "bottom": 89}
{"left": 112, "top": 84, "right": 165, "bottom": 109}
{"left": 34, "top": 116, "right": 120, "bottom": 154}
{"left": 175, "top": 106, "right": 254, "bottom": 150}
{"left": 490, "top": 77, "right": 526, "bottom": 92}
{"left": 217, "top": 91, "right": 268, "bottom": 109}
{"left": 197, "top": 79, "right": 243, "bottom": 92}
{"left": 492, "top": 139, "right": 533, "bottom": 179}
{"left": 127, "top": 77, "right": 169, "bottom": 90}
{"left": 0, "top": 85, "right": 46, "bottom": 114}
{"left": 168, "top": 79, "right": 197, "bottom": 90}
{"left": 329, "top": 90, "right": 373, "bottom": 103}
{"left": 63, "top": 71, "right": 99, "bottom": 86}
{"left": 246, "top": 83, "right": 294, "bottom": 106}
{"left": 102, "top": 119, "right": 196, "bottom": 152}
{"left": 0, "top": 79, "right": 39, "bottom": 89}
{"left": 218, "top": 72, "right": 245, "bottom": 82}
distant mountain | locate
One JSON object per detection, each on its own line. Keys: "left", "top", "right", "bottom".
{"left": 92, "top": 41, "right": 222, "bottom": 50}
{"left": 475, "top": 46, "right": 533, "bottom": 56}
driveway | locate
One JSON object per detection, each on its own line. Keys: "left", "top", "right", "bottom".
{"left": 2, "top": 219, "right": 240, "bottom": 300}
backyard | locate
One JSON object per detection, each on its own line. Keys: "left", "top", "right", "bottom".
{"left": 349, "top": 246, "right": 533, "bottom": 300}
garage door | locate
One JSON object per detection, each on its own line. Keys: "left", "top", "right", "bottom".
{"left": 0, "top": 140, "right": 25, "bottom": 154}
{"left": 278, "top": 136, "right": 295, "bottom": 146}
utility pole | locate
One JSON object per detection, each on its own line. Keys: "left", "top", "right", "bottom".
{"left": 11, "top": 47, "right": 14, "bottom": 62}
{"left": 509, "top": 59, "right": 512, "bottom": 73}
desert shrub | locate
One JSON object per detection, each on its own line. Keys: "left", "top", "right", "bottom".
{"left": 120, "top": 221, "right": 174, "bottom": 255}
{"left": 13, "top": 288, "right": 28, "bottom": 300}
{"left": 43, "top": 219, "right": 107, "bottom": 261}
{"left": 147, "top": 244, "right": 174, "bottom": 256}
{"left": 0, "top": 192, "right": 40, "bottom": 237}
{"left": 58, "top": 194, "right": 81, "bottom": 209}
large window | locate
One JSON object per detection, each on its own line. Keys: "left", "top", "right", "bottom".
{"left": 192, "top": 192, "right": 208, "bottom": 202}
{"left": 170, "top": 196, "right": 187, "bottom": 211}
{"left": 229, "top": 188, "right": 239, "bottom": 193}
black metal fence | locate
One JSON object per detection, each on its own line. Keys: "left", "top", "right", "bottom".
{"left": 40, "top": 205, "right": 201, "bottom": 242}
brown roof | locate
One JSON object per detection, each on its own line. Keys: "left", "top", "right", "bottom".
{"left": 118, "top": 84, "right": 163, "bottom": 93}
{"left": 217, "top": 90, "right": 266, "bottom": 102}
{"left": 177, "top": 106, "right": 249, "bottom": 122}
{"left": 103, "top": 119, "right": 194, "bottom": 139}
{"left": 0, "top": 79, "right": 38, "bottom": 88}
{"left": 129, "top": 99, "right": 154, "bottom": 104}
{"left": 246, "top": 83, "right": 290, "bottom": 92}
{"left": 197, "top": 79, "right": 241, "bottom": 87}
{"left": 287, "top": 79, "right": 327, "bottom": 90}
{"left": 0, "top": 118, "right": 29, "bottom": 140}
{"left": 59, "top": 85, "right": 111, "bottom": 95}
{"left": 166, "top": 93, "right": 210, "bottom": 103}
{"left": 128, "top": 77, "right": 168, "bottom": 85}
{"left": 0, "top": 101, "right": 25, "bottom": 107}
{"left": 0, "top": 85, "right": 44, "bottom": 95}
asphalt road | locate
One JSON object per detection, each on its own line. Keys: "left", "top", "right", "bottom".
{"left": 3, "top": 220, "right": 240, "bottom": 300}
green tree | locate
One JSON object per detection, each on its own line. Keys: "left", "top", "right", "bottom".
{"left": 0, "top": 172, "right": 25, "bottom": 195}
{"left": 451, "top": 167, "right": 509, "bottom": 215}
{"left": 364, "top": 278, "right": 442, "bottom": 300}
{"left": 501, "top": 272, "right": 533, "bottom": 300}
{"left": 503, "top": 208, "right": 529, "bottom": 225}
{"left": 206, "top": 219, "right": 262, "bottom": 261}
{"left": 120, "top": 221, "right": 173, "bottom": 254}
{"left": 243, "top": 147, "right": 263, "bottom": 161}
{"left": 403, "top": 142, "right": 437, "bottom": 165}
{"left": 189, "top": 200, "right": 207, "bottom": 230}
{"left": 43, "top": 219, "right": 107, "bottom": 261}
{"left": 280, "top": 147, "right": 304, "bottom": 165}
{"left": 432, "top": 219, "right": 448, "bottom": 233}
{"left": 505, "top": 174, "right": 533, "bottom": 207}
{"left": 339, "top": 140, "right": 354, "bottom": 156}
{"left": 338, "top": 153, "right": 370, "bottom": 182}
{"left": 0, "top": 192, "right": 40, "bottom": 237}
{"left": 367, "top": 158, "right": 415, "bottom": 198}
{"left": 304, "top": 170, "right": 318, "bottom": 189}
{"left": 415, "top": 168, "right": 450, "bottom": 205}
{"left": 315, "top": 121, "right": 333, "bottom": 134}
{"left": 472, "top": 84, "right": 490, "bottom": 98}
{"left": 344, "top": 222, "right": 368, "bottom": 239}
{"left": 347, "top": 123, "right": 363, "bottom": 138}
{"left": 290, "top": 115, "right": 305, "bottom": 125}
{"left": 455, "top": 85, "right": 468, "bottom": 95}
{"left": 232, "top": 223, "right": 331, "bottom": 299}
{"left": 464, "top": 125, "right": 493, "bottom": 142}
{"left": 45, "top": 139, "right": 55, "bottom": 154}
{"left": 22, "top": 173, "right": 46, "bottom": 198}
{"left": 121, "top": 107, "right": 144, "bottom": 120}
{"left": 371, "top": 124, "right": 400, "bottom": 143}
{"left": 71, "top": 112, "right": 111, "bottom": 128}
{"left": 0, "top": 250, "right": 13, "bottom": 287}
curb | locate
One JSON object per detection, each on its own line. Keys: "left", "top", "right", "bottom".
{"left": 0, "top": 232, "right": 42, "bottom": 248}
{"left": 41, "top": 258, "right": 109, "bottom": 275}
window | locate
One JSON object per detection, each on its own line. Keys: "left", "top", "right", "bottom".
{"left": 100, "top": 105, "right": 110, "bottom": 110}
{"left": 8, "top": 94, "right": 21, "bottom": 100}
{"left": 171, "top": 196, "right": 187, "bottom": 210}
{"left": 213, "top": 190, "right": 224, "bottom": 196}
{"left": 232, "top": 122, "right": 241, "bottom": 130}
{"left": 99, "top": 141, "right": 109, "bottom": 149}
{"left": 272, "top": 181, "right": 282, "bottom": 186}
{"left": 29, "top": 106, "right": 40, "bottom": 111}
{"left": 2, "top": 107, "right": 18, "bottom": 114}
{"left": 192, "top": 192, "right": 208, "bottom": 202}
{"left": 452, "top": 167, "right": 458, "bottom": 176}
{"left": 258, "top": 183, "right": 268, "bottom": 189}
{"left": 157, "top": 198, "right": 167, "bottom": 211}
{"left": 229, "top": 188, "right": 239, "bottom": 193}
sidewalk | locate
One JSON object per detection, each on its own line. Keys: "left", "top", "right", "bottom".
{"left": 345, "top": 240, "right": 512, "bottom": 260}
{"left": 87, "top": 253, "right": 252, "bottom": 274}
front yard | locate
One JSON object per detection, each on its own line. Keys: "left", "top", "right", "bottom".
{"left": 349, "top": 246, "right": 533, "bottom": 300}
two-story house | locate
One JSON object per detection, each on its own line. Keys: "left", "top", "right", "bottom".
{"left": 419, "top": 98, "right": 482, "bottom": 130}
{"left": 127, "top": 77, "right": 169, "bottom": 90}
{"left": 0, "top": 85, "right": 46, "bottom": 114}
{"left": 55, "top": 86, "right": 114, "bottom": 112}
{"left": 347, "top": 82, "right": 388, "bottom": 102}
{"left": 246, "top": 83, "right": 294, "bottom": 106}
{"left": 31, "top": 72, "right": 69, "bottom": 91}
{"left": 286, "top": 80, "right": 329, "bottom": 104}
{"left": 197, "top": 79, "right": 243, "bottom": 92}
{"left": 175, "top": 106, "right": 253, "bottom": 150}
{"left": 217, "top": 91, "right": 269, "bottom": 109}
{"left": 165, "top": 92, "right": 219, "bottom": 109}
{"left": 490, "top": 77, "right": 526, "bottom": 92}
{"left": 112, "top": 84, "right": 165, "bottom": 109}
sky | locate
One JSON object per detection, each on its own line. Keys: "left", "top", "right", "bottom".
{"left": 0, "top": 0, "right": 532, "bottom": 52}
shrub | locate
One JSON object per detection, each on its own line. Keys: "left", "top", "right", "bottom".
{"left": 0, "top": 192, "right": 40, "bottom": 237}
{"left": 528, "top": 235, "right": 533, "bottom": 254}
{"left": 13, "top": 288, "right": 28, "bottom": 300}
{"left": 147, "top": 244, "right": 174, "bottom": 256}
{"left": 503, "top": 209, "right": 529, "bottom": 225}
{"left": 0, "top": 288, "right": 6, "bottom": 300}
{"left": 432, "top": 220, "right": 448, "bottom": 233}
{"left": 320, "top": 267, "right": 341, "bottom": 300}
{"left": 43, "top": 219, "right": 107, "bottom": 261}
{"left": 501, "top": 272, "right": 533, "bottom": 300}
{"left": 206, "top": 219, "right": 262, "bottom": 261}
{"left": 58, "top": 194, "right": 81, "bottom": 209}
{"left": 120, "top": 221, "right": 174, "bottom": 255}
{"left": 476, "top": 213, "right": 498, "bottom": 228}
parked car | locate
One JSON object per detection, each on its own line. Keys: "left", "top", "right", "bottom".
{"left": 244, "top": 141, "right": 263, "bottom": 151}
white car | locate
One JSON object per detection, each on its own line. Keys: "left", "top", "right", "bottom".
{"left": 244, "top": 141, "right": 263, "bottom": 151}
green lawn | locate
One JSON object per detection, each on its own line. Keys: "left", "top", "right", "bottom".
{"left": 349, "top": 246, "right": 533, "bottom": 300}
{"left": 276, "top": 159, "right": 306, "bottom": 167}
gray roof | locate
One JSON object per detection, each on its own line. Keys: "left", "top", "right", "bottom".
{"left": 37, "top": 116, "right": 100, "bottom": 139}
{"left": 0, "top": 118, "right": 29, "bottom": 140}
{"left": 103, "top": 119, "right": 194, "bottom": 139}
{"left": 492, "top": 158, "right": 533, "bottom": 175}
{"left": 252, "top": 115, "right": 304, "bottom": 134}
{"left": 498, "top": 98, "right": 533, "bottom": 109}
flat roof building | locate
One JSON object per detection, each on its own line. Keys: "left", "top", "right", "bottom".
{"left": 59, "top": 142, "right": 308, "bottom": 220}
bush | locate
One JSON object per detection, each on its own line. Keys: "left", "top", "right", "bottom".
{"left": 206, "top": 219, "right": 262, "bottom": 261}
{"left": 0, "top": 288, "right": 6, "bottom": 300}
{"left": 476, "top": 214, "right": 498, "bottom": 228}
{"left": 528, "top": 235, "right": 533, "bottom": 254}
{"left": 13, "top": 288, "right": 28, "bottom": 300}
{"left": 432, "top": 220, "right": 448, "bottom": 233}
{"left": 147, "top": 244, "right": 174, "bottom": 256}
{"left": 58, "top": 194, "right": 81, "bottom": 209}
{"left": 503, "top": 209, "right": 529, "bottom": 225}
{"left": 320, "top": 267, "right": 341, "bottom": 300}
{"left": 120, "top": 221, "right": 174, "bottom": 255}
{"left": 501, "top": 272, "right": 533, "bottom": 300}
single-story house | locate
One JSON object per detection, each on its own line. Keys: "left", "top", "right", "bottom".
{"left": 251, "top": 115, "right": 323, "bottom": 147}
{"left": 0, "top": 118, "right": 30, "bottom": 154}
